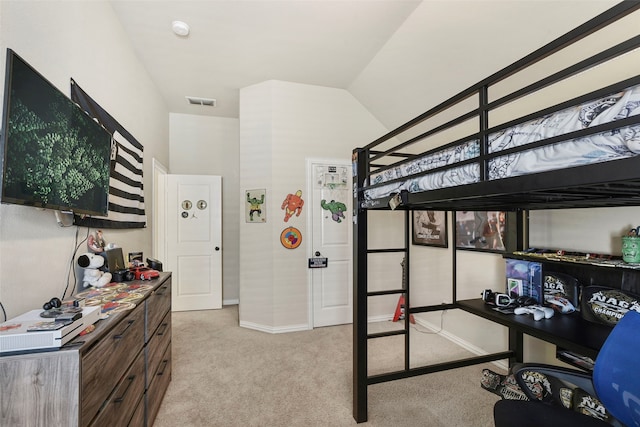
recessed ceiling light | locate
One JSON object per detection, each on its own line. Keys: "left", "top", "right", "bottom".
{"left": 172, "top": 20, "right": 190, "bottom": 37}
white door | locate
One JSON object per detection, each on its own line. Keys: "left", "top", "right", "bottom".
{"left": 308, "top": 159, "right": 352, "bottom": 327}
{"left": 167, "top": 174, "right": 222, "bottom": 311}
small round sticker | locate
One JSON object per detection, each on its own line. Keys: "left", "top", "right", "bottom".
{"left": 280, "top": 227, "right": 302, "bottom": 249}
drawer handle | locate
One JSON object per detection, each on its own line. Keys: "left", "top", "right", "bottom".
{"left": 114, "top": 375, "right": 136, "bottom": 403}
{"left": 156, "top": 322, "right": 169, "bottom": 337}
{"left": 113, "top": 319, "right": 135, "bottom": 340}
{"left": 155, "top": 286, "right": 168, "bottom": 296}
{"left": 157, "top": 359, "right": 169, "bottom": 376}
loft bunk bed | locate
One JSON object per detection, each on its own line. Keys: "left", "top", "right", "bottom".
{"left": 351, "top": 1, "right": 640, "bottom": 423}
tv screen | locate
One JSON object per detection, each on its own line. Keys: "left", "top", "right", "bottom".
{"left": 0, "top": 49, "right": 111, "bottom": 216}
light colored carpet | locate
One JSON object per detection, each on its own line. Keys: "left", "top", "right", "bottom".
{"left": 153, "top": 305, "right": 500, "bottom": 426}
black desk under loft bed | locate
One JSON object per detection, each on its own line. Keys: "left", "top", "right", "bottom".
{"left": 456, "top": 299, "right": 610, "bottom": 362}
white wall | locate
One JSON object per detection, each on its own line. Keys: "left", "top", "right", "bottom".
{"left": 169, "top": 113, "right": 240, "bottom": 303}
{"left": 0, "top": 1, "right": 169, "bottom": 319}
{"left": 530, "top": 208, "right": 640, "bottom": 254}
{"left": 239, "top": 80, "right": 387, "bottom": 331}
{"left": 238, "top": 82, "right": 275, "bottom": 328}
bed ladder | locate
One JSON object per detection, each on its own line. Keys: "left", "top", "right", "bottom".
{"left": 352, "top": 196, "right": 413, "bottom": 423}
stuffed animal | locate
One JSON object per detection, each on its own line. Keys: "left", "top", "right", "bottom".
{"left": 78, "top": 252, "right": 112, "bottom": 288}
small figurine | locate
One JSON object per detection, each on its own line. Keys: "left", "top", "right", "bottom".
{"left": 87, "top": 230, "right": 106, "bottom": 253}
{"left": 622, "top": 233, "right": 640, "bottom": 263}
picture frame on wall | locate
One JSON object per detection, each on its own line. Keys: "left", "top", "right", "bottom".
{"left": 412, "top": 210, "right": 448, "bottom": 247}
{"left": 455, "top": 211, "right": 514, "bottom": 253}
{"left": 245, "top": 189, "right": 266, "bottom": 223}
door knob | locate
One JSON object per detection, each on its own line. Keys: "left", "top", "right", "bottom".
{"left": 215, "top": 247, "right": 220, "bottom": 251}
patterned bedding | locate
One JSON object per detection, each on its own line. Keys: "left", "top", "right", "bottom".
{"left": 364, "top": 84, "right": 640, "bottom": 200}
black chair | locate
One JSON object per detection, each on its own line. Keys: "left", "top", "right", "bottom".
{"left": 494, "top": 310, "right": 640, "bottom": 427}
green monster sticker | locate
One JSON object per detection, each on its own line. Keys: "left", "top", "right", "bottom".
{"left": 321, "top": 199, "right": 347, "bottom": 223}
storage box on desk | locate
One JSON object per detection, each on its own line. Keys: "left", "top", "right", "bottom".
{"left": 504, "top": 258, "right": 543, "bottom": 303}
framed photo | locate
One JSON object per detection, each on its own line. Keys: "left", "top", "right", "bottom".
{"left": 455, "top": 211, "right": 515, "bottom": 253}
{"left": 412, "top": 210, "right": 448, "bottom": 247}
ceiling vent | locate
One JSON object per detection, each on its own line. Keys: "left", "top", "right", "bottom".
{"left": 186, "top": 96, "right": 216, "bottom": 107}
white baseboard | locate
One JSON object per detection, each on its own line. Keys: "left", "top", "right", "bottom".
{"left": 223, "top": 299, "right": 239, "bottom": 306}
{"left": 240, "top": 320, "right": 310, "bottom": 334}
{"left": 367, "top": 314, "right": 393, "bottom": 323}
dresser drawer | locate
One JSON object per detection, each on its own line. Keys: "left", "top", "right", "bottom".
{"left": 89, "top": 349, "right": 145, "bottom": 427}
{"left": 127, "top": 395, "right": 145, "bottom": 427}
{"left": 146, "top": 311, "right": 171, "bottom": 388}
{"left": 81, "top": 303, "right": 145, "bottom": 426}
{"left": 146, "top": 278, "right": 171, "bottom": 342}
{"left": 0, "top": 350, "right": 80, "bottom": 427}
{"left": 147, "top": 343, "right": 172, "bottom": 427}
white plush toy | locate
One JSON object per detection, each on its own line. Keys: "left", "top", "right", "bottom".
{"left": 78, "top": 252, "right": 112, "bottom": 288}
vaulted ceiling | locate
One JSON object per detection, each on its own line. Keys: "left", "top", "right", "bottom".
{"left": 109, "top": 0, "right": 618, "bottom": 131}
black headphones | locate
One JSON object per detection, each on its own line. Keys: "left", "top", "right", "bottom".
{"left": 43, "top": 297, "right": 62, "bottom": 311}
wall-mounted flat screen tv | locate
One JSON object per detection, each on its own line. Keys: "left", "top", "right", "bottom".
{"left": 0, "top": 49, "right": 111, "bottom": 216}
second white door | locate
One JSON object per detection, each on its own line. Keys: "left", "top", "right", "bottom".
{"left": 167, "top": 174, "right": 222, "bottom": 311}
{"left": 308, "top": 159, "right": 352, "bottom": 327}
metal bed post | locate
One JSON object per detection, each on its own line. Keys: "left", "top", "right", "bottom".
{"left": 451, "top": 211, "right": 457, "bottom": 304}
{"left": 508, "top": 210, "right": 528, "bottom": 366}
{"left": 403, "top": 209, "right": 411, "bottom": 371}
{"left": 352, "top": 148, "right": 368, "bottom": 423}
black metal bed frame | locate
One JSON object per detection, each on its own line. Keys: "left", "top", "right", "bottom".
{"left": 351, "top": 1, "right": 640, "bottom": 423}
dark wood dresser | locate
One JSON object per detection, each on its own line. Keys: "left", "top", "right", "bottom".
{"left": 0, "top": 272, "right": 172, "bottom": 426}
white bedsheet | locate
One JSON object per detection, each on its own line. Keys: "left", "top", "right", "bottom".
{"left": 488, "top": 85, "right": 640, "bottom": 179}
{"left": 364, "top": 84, "right": 640, "bottom": 200}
